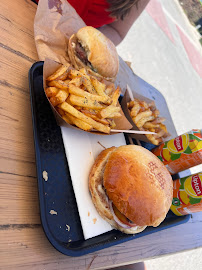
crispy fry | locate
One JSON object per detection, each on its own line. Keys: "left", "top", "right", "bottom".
{"left": 111, "top": 87, "right": 121, "bottom": 106}
{"left": 82, "top": 77, "right": 97, "bottom": 94}
{"left": 63, "top": 79, "right": 71, "bottom": 84}
{"left": 50, "top": 96, "right": 59, "bottom": 107}
{"left": 155, "top": 124, "right": 170, "bottom": 138}
{"left": 134, "top": 110, "right": 152, "bottom": 123}
{"left": 81, "top": 110, "right": 110, "bottom": 125}
{"left": 69, "top": 77, "right": 83, "bottom": 87}
{"left": 74, "top": 105, "right": 83, "bottom": 111}
{"left": 99, "top": 87, "right": 121, "bottom": 118}
{"left": 68, "top": 69, "right": 90, "bottom": 80}
{"left": 152, "top": 109, "right": 160, "bottom": 118}
{"left": 68, "top": 69, "right": 82, "bottom": 79}
{"left": 110, "top": 112, "right": 122, "bottom": 118}
{"left": 127, "top": 100, "right": 135, "bottom": 109}
{"left": 69, "top": 94, "right": 105, "bottom": 110}
{"left": 65, "top": 96, "right": 73, "bottom": 105}
{"left": 127, "top": 97, "right": 169, "bottom": 145}
{"left": 50, "top": 89, "right": 69, "bottom": 106}
{"left": 107, "top": 119, "right": 116, "bottom": 128}
{"left": 68, "top": 84, "right": 111, "bottom": 104}
{"left": 105, "top": 84, "right": 115, "bottom": 96}
{"left": 55, "top": 70, "right": 69, "bottom": 81}
{"left": 65, "top": 113, "right": 93, "bottom": 131}
{"left": 56, "top": 107, "right": 66, "bottom": 117}
{"left": 62, "top": 114, "right": 73, "bottom": 125}
{"left": 90, "top": 77, "right": 108, "bottom": 97}
{"left": 100, "top": 105, "right": 121, "bottom": 119}
{"left": 79, "top": 108, "right": 97, "bottom": 115}
{"left": 143, "top": 122, "right": 160, "bottom": 129}
{"left": 47, "top": 80, "right": 69, "bottom": 90}
{"left": 47, "top": 64, "right": 70, "bottom": 81}
{"left": 148, "top": 128, "right": 156, "bottom": 133}
{"left": 146, "top": 134, "right": 162, "bottom": 145}
{"left": 159, "top": 123, "right": 168, "bottom": 132}
{"left": 136, "top": 115, "right": 155, "bottom": 128}
{"left": 56, "top": 89, "right": 69, "bottom": 102}
{"left": 155, "top": 129, "right": 166, "bottom": 138}
{"left": 130, "top": 103, "right": 141, "bottom": 117}
{"left": 151, "top": 117, "right": 166, "bottom": 124}
{"left": 79, "top": 68, "right": 89, "bottom": 76}
{"left": 148, "top": 101, "right": 156, "bottom": 111}
{"left": 140, "top": 100, "right": 149, "bottom": 110}
{"left": 45, "top": 87, "right": 59, "bottom": 97}
{"left": 58, "top": 102, "right": 110, "bottom": 133}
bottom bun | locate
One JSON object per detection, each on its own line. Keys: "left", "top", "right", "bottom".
{"left": 89, "top": 146, "right": 146, "bottom": 234}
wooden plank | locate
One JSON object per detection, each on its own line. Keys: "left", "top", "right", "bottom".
{"left": 0, "top": 156, "right": 36, "bottom": 178}
{"left": 0, "top": 173, "right": 40, "bottom": 225}
{"left": 0, "top": 46, "right": 34, "bottom": 94}
{"left": 0, "top": 46, "right": 36, "bottom": 176}
{"left": 0, "top": 0, "right": 38, "bottom": 62}
{"left": 0, "top": 219, "right": 202, "bottom": 270}
{"left": 0, "top": 91, "right": 34, "bottom": 142}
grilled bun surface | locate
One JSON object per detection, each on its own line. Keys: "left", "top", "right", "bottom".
{"left": 89, "top": 147, "right": 146, "bottom": 234}
{"left": 89, "top": 145, "right": 173, "bottom": 234}
{"left": 68, "top": 26, "right": 119, "bottom": 81}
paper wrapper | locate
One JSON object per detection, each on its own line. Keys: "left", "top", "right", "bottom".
{"left": 34, "top": 0, "right": 86, "bottom": 63}
{"left": 43, "top": 58, "right": 133, "bottom": 134}
{"left": 121, "top": 87, "right": 172, "bottom": 143}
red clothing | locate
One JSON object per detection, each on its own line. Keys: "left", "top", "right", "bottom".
{"left": 68, "top": 0, "right": 115, "bottom": 28}
{"left": 35, "top": 0, "right": 116, "bottom": 28}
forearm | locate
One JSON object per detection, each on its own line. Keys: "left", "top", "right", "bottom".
{"left": 98, "top": 25, "right": 122, "bottom": 46}
{"left": 99, "top": 0, "right": 150, "bottom": 46}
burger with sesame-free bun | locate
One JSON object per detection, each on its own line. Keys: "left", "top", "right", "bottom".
{"left": 89, "top": 145, "right": 173, "bottom": 234}
{"left": 68, "top": 26, "right": 119, "bottom": 82}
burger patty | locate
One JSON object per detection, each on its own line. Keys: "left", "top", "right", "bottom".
{"left": 75, "top": 42, "right": 87, "bottom": 64}
{"left": 75, "top": 42, "right": 96, "bottom": 72}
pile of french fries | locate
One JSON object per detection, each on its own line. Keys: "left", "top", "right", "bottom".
{"left": 127, "top": 98, "right": 170, "bottom": 145}
{"left": 45, "top": 64, "right": 122, "bottom": 134}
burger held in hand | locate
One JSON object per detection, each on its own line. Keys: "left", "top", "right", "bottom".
{"left": 89, "top": 145, "right": 173, "bottom": 234}
{"left": 68, "top": 26, "right": 119, "bottom": 82}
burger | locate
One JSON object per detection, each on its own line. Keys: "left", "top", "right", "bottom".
{"left": 89, "top": 145, "right": 173, "bottom": 234}
{"left": 68, "top": 26, "right": 119, "bottom": 82}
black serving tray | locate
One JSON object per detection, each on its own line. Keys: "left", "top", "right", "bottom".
{"left": 28, "top": 61, "right": 190, "bottom": 257}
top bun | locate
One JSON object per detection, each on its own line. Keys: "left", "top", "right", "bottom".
{"left": 103, "top": 145, "right": 173, "bottom": 227}
{"left": 68, "top": 26, "right": 119, "bottom": 81}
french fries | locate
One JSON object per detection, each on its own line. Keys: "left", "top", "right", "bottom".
{"left": 50, "top": 89, "right": 69, "bottom": 107}
{"left": 64, "top": 112, "right": 93, "bottom": 131}
{"left": 91, "top": 77, "right": 107, "bottom": 97}
{"left": 127, "top": 98, "right": 170, "bottom": 145}
{"left": 45, "top": 87, "right": 59, "bottom": 97}
{"left": 45, "top": 64, "right": 122, "bottom": 133}
{"left": 69, "top": 95, "right": 105, "bottom": 110}
{"left": 100, "top": 87, "right": 122, "bottom": 119}
{"left": 105, "top": 84, "right": 115, "bottom": 96}
{"left": 59, "top": 102, "right": 110, "bottom": 133}
{"left": 46, "top": 64, "right": 70, "bottom": 81}
{"left": 100, "top": 105, "right": 121, "bottom": 119}
{"left": 68, "top": 84, "right": 111, "bottom": 104}
{"left": 82, "top": 77, "right": 97, "bottom": 94}
{"left": 47, "top": 80, "right": 69, "bottom": 89}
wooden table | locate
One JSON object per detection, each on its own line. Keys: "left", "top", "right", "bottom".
{"left": 1, "top": 0, "right": 202, "bottom": 269}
